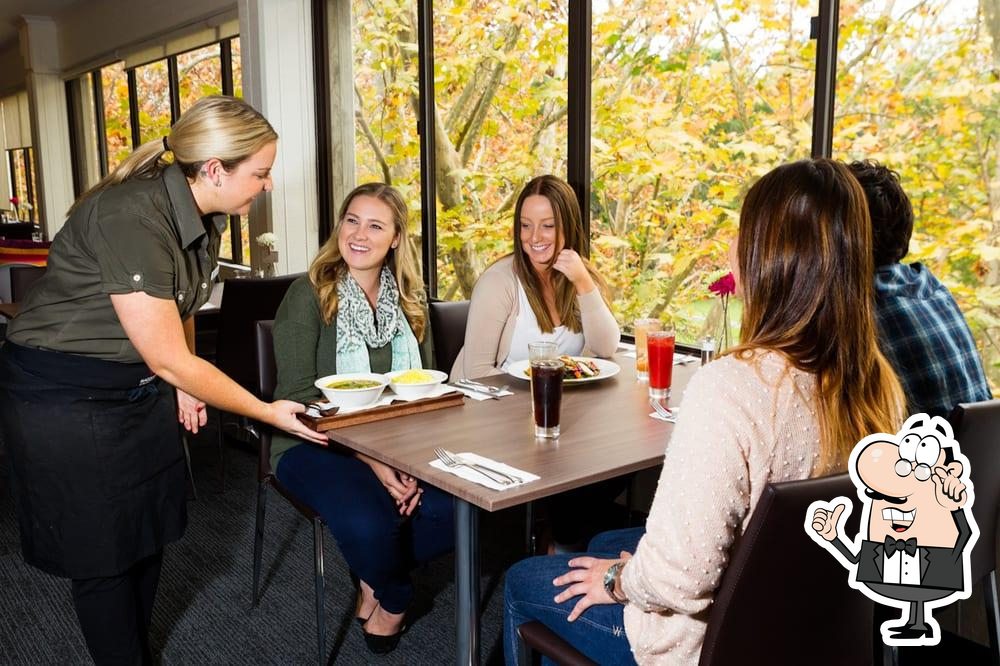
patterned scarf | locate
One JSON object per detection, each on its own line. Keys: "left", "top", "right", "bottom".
{"left": 335, "top": 266, "right": 422, "bottom": 373}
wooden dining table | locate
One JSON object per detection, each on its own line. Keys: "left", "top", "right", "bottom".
{"left": 0, "top": 302, "right": 19, "bottom": 319}
{"left": 323, "top": 352, "right": 698, "bottom": 665}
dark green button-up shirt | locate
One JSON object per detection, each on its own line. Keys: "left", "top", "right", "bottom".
{"left": 8, "top": 164, "right": 225, "bottom": 363}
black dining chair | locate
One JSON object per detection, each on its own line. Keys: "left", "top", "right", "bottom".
{"left": 428, "top": 299, "right": 470, "bottom": 374}
{"left": 516, "top": 473, "right": 874, "bottom": 666}
{"left": 9, "top": 264, "right": 45, "bottom": 302}
{"left": 183, "top": 273, "right": 304, "bottom": 496}
{"left": 252, "top": 318, "right": 328, "bottom": 665}
{"left": 888, "top": 400, "right": 1000, "bottom": 666}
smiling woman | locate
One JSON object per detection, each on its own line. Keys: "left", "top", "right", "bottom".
{"left": 0, "top": 95, "right": 328, "bottom": 666}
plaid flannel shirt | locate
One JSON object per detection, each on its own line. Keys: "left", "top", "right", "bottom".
{"left": 874, "top": 263, "right": 992, "bottom": 417}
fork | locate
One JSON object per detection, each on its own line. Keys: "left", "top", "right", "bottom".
{"left": 434, "top": 448, "right": 519, "bottom": 485}
{"left": 457, "top": 379, "right": 510, "bottom": 394}
{"left": 648, "top": 398, "right": 675, "bottom": 420}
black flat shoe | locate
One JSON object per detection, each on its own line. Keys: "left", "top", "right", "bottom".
{"left": 361, "top": 623, "right": 408, "bottom": 655}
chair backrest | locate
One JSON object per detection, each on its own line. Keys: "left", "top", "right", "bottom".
{"left": 9, "top": 265, "right": 45, "bottom": 302}
{"left": 253, "top": 319, "right": 277, "bottom": 481}
{"left": 948, "top": 399, "right": 1000, "bottom": 581}
{"left": 428, "top": 299, "right": 470, "bottom": 374}
{"left": 699, "top": 473, "right": 872, "bottom": 666}
{"left": 216, "top": 273, "right": 303, "bottom": 392}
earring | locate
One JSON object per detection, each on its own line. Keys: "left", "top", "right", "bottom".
{"left": 215, "top": 180, "right": 222, "bottom": 188}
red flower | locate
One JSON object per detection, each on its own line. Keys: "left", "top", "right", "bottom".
{"left": 709, "top": 271, "right": 736, "bottom": 297}
{"left": 9, "top": 196, "right": 18, "bottom": 206}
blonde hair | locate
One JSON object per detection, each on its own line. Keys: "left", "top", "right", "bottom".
{"left": 70, "top": 95, "right": 277, "bottom": 214}
{"left": 730, "top": 158, "right": 905, "bottom": 474}
{"left": 308, "top": 183, "right": 427, "bottom": 341}
{"left": 510, "top": 175, "right": 609, "bottom": 332}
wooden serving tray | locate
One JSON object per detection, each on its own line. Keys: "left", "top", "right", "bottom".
{"left": 298, "top": 390, "right": 465, "bottom": 432}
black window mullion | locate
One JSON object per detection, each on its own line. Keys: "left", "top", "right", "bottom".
{"left": 92, "top": 70, "right": 108, "bottom": 177}
{"left": 167, "top": 56, "right": 181, "bottom": 123}
{"left": 66, "top": 79, "right": 84, "bottom": 199}
{"left": 221, "top": 40, "right": 234, "bottom": 97}
{"left": 418, "top": 0, "right": 438, "bottom": 296}
{"left": 567, "top": 0, "right": 593, "bottom": 256}
{"left": 126, "top": 68, "right": 140, "bottom": 148}
{"left": 810, "top": 0, "right": 839, "bottom": 158}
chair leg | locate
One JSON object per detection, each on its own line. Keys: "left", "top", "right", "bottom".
{"left": 217, "top": 425, "right": 227, "bottom": 493}
{"left": 313, "top": 517, "right": 326, "bottom": 665}
{"left": 986, "top": 570, "right": 1000, "bottom": 666}
{"left": 182, "top": 434, "right": 197, "bottom": 500}
{"left": 252, "top": 482, "right": 267, "bottom": 607}
{"left": 524, "top": 501, "right": 535, "bottom": 555}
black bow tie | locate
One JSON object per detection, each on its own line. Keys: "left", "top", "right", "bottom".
{"left": 884, "top": 535, "right": 918, "bottom": 557}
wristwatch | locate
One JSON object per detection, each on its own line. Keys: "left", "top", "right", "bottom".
{"left": 603, "top": 561, "right": 629, "bottom": 604}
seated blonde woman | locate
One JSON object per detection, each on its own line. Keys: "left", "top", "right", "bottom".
{"left": 271, "top": 183, "right": 452, "bottom": 655}
{"left": 503, "top": 158, "right": 905, "bottom": 664}
{"left": 451, "top": 174, "right": 620, "bottom": 381}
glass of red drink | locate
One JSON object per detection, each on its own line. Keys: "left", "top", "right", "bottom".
{"left": 647, "top": 327, "right": 675, "bottom": 400}
{"left": 531, "top": 360, "right": 563, "bottom": 438}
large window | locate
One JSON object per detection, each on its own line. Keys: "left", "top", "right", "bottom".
{"left": 7, "top": 147, "right": 38, "bottom": 223}
{"left": 590, "top": 0, "right": 816, "bottom": 343}
{"left": 80, "top": 37, "right": 247, "bottom": 263}
{"left": 833, "top": 0, "right": 1000, "bottom": 391}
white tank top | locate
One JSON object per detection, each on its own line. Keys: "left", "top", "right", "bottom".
{"left": 502, "top": 279, "right": 585, "bottom": 369}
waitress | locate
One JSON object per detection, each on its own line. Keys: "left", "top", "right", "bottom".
{"left": 0, "top": 95, "right": 326, "bottom": 665}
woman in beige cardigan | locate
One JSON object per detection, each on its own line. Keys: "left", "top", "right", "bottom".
{"left": 450, "top": 174, "right": 620, "bottom": 381}
{"left": 503, "top": 159, "right": 905, "bottom": 664}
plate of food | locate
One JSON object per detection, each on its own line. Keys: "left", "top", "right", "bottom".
{"left": 504, "top": 355, "right": 621, "bottom": 384}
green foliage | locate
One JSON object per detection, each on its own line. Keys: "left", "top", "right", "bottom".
{"left": 351, "top": 0, "right": 999, "bottom": 394}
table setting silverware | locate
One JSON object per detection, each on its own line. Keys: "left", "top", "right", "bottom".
{"left": 648, "top": 398, "right": 675, "bottom": 420}
{"left": 433, "top": 447, "right": 523, "bottom": 485}
{"left": 306, "top": 402, "right": 340, "bottom": 417}
{"left": 453, "top": 379, "right": 509, "bottom": 399}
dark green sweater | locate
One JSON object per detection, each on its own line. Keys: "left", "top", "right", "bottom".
{"left": 269, "top": 276, "right": 434, "bottom": 471}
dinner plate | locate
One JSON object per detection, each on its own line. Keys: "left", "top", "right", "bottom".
{"left": 504, "top": 357, "right": 621, "bottom": 384}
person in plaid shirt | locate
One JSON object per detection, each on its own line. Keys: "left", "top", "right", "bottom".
{"left": 850, "top": 160, "right": 992, "bottom": 417}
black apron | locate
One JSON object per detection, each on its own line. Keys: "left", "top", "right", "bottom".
{"left": 0, "top": 342, "right": 187, "bottom": 579}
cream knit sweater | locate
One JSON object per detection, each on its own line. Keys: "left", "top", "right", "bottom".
{"left": 621, "top": 351, "right": 820, "bottom": 664}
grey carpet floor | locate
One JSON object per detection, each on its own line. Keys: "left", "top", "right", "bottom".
{"left": 0, "top": 423, "right": 525, "bottom": 665}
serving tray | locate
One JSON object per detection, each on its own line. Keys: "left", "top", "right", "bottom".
{"left": 298, "top": 390, "right": 465, "bottom": 432}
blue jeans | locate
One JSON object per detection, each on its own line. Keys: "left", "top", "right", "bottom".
{"left": 276, "top": 443, "right": 454, "bottom": 613}
{"left": 504, "top": 527, "right": 644, "bottom": 665}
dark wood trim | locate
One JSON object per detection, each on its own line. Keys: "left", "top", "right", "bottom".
{"left": 126, "top": 68, "right": 140, "bottom": 148}
{"left": 312, "top": 0, "right": 333, "bottom": 247}
{"left": 220, "top": 39, "right": 234, "bottom": 97}
{"left": 418, "top": 0, "right": 438, "bottom": 296}
{"left": 811, "top": 0, "right": 839, "bottom": 158}
{"left": 167, "top": 56, "right": 181, "bottom": 123}
{"left": 92, "top": 70, "right": 108, "bottom": 178}
{"left": 65, "top": 79, "right": 84, "bottom": 199}
{"left": 567, "top": 0, "right": 592, "bottom": 256}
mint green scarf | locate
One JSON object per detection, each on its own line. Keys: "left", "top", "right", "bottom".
{"left": 335, "top": 267, "right": 422, "bottom": 373}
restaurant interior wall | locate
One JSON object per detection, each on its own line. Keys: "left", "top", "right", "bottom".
{"left": 328, "top": 0, "right": 999, "bottom": 396}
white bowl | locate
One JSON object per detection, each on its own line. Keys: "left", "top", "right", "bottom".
{"left": 386, "top": 368, "right": 449, "bottom": 400}
{"left": 314, "top": 373, "right": 388, "bottom": 408}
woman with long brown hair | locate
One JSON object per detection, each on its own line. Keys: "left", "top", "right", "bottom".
{"left": 270, "top": 183, "right": 452, "bottom": 655}
{"left": 503, "top": 158, "right": 905, "bottom": 664}
{"left": 452, "top": 174, "right": 620, "bottom": 380}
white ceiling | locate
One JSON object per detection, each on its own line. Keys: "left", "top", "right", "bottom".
{"left": 0, "top": 0, "right": 85, "bottom": 50}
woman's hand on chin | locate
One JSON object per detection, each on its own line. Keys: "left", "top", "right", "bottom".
{"left": 552, "top": 249, "right": 596, "bottom": 294}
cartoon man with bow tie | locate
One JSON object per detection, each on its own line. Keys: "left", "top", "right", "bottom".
{"left": 807, "top": 413, "right": 978, "bottom": 646}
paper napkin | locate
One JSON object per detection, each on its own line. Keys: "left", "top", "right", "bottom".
{"left": 430, "top": 452, "right": 538, "bottom": 491}
{"left": 448, "top": 385, "right": 515, "bottom": 401}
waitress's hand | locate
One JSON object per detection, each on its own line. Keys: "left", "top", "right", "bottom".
{"left": 552, "top": 249, "right": 596, "bottom": 294}
{"left": 177, "top": 388, "right": 208, "bottom": 434}
{"left": 266, "top": 399, "right": 329, "bottom": 445}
